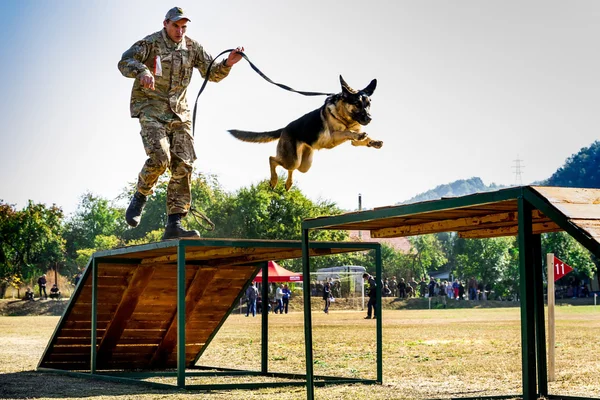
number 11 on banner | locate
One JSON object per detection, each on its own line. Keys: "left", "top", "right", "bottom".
{"left": 553, "top": 256, "right": 574, "bottom": 281}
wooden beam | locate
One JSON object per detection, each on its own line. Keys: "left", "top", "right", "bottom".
{"left": 96, "top": 265, "right": 155, "bottom": 367}
{"left": 458, "top": 221, "right": 562, "bottom": 239}
{"left": 150, "top": 266, "right": 218, "bottom": 368}
{"left": 141, "top": 247, "right": 259, "bottom": 265}
{"left": 371, "top": 210, "right": 548, "bottom": 238}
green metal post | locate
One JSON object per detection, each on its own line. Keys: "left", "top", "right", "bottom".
{"left": 90, "top": 258, "right": 98, "bottom": 374}
{"left": 375, "top": 245, "right": 383, "bottom": 384}
{"left": 533, "top": 234, "right": 548, "bottom": 396}
{"left": 301, "top": 227, "right": 315, "bottom": 400}
{"left": 518, "top": 196, "right": 537, "bottom": 400}
{"left": 261, "top": 261, "right": 269, "bottom": 375}
{"left": 177, "top": 243, "right": 186, "bottom": 388}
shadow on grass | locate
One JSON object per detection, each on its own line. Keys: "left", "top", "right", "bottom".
{"left": 0, "top": 370, "right": 178, "bottom": 398}
{"left": 0, "top": 299, "right": 69, "bottom": 316}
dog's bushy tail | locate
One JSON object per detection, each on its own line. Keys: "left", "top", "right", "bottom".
{"left": 228, "top": 129, "right": 282, "bottom": 143}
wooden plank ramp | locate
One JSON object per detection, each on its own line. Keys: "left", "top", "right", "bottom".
{"left": 38, "top": 238, "right": 366, "bottom": 372}
{"left": 38, "top": 241, "right": 263, "bottom": 371}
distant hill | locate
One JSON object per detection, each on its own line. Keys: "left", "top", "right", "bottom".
{"left": 544, "top": 141, "right": 600, "bottom": 188}
{"left": 397, "top": 141, "right": 600, "bottom": 206}
{"left": 399, "top": 177, "right": 505, "bottom": 204}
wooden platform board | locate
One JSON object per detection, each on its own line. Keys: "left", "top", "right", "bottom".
{"left": 38, "top": 238, "right": 367, "bottom": 372}
{"left": 304, "top": 186, "right": 600, "bottom": 241}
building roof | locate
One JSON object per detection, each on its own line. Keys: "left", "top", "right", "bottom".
{"left": 348, "top": 230, "right": 412, "bottom": 253}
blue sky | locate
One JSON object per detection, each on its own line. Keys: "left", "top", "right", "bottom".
{"left": 2, "top": 1, "right": 600, "bottom": 215}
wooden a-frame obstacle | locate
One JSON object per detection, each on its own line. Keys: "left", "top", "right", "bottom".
{"left": 38, "top": 238, "right": 382, "bottom": 391}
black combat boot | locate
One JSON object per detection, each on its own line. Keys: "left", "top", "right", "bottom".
{"left": 162, "top": 213, "right": 200, "bottom": 240}
{"left": 125, "top": 192, "right": 147, "bottom": 227}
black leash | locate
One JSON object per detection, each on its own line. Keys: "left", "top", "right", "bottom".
{"left": 192, "top": 49, "right": 335, "bottom": 135}
{"left": 189, "top": 206, "right": 215, "bottom": 231}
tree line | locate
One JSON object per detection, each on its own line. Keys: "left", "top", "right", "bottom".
{"left": 1, "top": 170, "right": 598, "bottom": 299}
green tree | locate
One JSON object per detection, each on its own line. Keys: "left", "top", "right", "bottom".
{"left": 0, "top": 201, "right": 66, "bottom": 297}
{"left": 545, "top": 141, "right": 600, "bottom": 188}
{"left": 542, "top": 232, "right": 596, "bottom": 285}
{"left": 63, "top": 192, "right": 124, "bottom": 258}
{"left": 453, "top": 237, "right": 516, "bottom": 298}
{"left": 406, "top": 235, "right": 448, "bottom": 278}
{"left": 119, "top": 172, "right": 228, "bottom": 242}
{"left": 207, "top": 179, "right": 347, "bottom": 242}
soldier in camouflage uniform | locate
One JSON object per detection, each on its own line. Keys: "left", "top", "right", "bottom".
{"left": 118, "top": 7, "right": 243, "bottom": 240}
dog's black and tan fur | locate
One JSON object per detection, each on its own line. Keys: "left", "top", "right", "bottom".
{"left": 229, "top": 76, "right": 383, "bottom": 190}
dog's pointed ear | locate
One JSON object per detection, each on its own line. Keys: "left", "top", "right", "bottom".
{"left": 340, "top": 75, "right": 357, "bottom": 96}
{"left": 362, "top": 79, "right": 377, "bottom": 96}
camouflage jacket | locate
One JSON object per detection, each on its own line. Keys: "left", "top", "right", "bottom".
{"left": 118, "top": 29, "right": 231, "bottom": 122}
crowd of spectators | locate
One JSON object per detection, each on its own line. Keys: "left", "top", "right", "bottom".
{"left": 382, "top": 275, "right": 493, "bottom": 301}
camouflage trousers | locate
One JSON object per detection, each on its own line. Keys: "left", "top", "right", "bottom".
{"left": 137, "top": 114, "right": 196, "bottom": 216}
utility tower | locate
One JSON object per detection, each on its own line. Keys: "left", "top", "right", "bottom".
{"left": 512, "top": 156, "right": 524, "bottom": 185}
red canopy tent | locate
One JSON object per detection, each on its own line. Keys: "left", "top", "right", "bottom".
{"left": 253, "top": 261, "right": 302, "bottom": 282}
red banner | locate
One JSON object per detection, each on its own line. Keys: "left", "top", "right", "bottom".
{"left": 553, "top": 256, "right": 574, "bottom": 281}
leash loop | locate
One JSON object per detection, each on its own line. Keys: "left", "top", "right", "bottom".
{"left": 192, "top": 49, "right": 335, "bottom": 135}
{"left": 189, "top": 206, "right": 215, "bottom": 231}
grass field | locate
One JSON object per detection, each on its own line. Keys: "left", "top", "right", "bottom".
{"left": 1, "top": 306, "right": 599, "bottom": 400}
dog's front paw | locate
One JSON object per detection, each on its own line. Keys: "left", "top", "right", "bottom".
{"left": 368, "top": 140, "right": 383, "bottom": 149}
{"left": 356, "top": 132, "right": 368, "bottom": 141}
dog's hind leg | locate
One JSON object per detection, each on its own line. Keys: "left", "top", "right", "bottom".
{"left": 269, "top": 156, "right": 281, "bottom": 189}
{"left": 285, "top": 170, "right": 294, "bottom": 191}
{"left": 298, "top": 147, "right": 314, "bottom": 173}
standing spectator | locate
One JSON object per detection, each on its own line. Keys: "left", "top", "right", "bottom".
{"left": 458, "top": 281, "right": 465, "bottom": 300}
{"left": 397, "top": 278, "right": 407, "bottom": 299}
{"left": 570, "top": 276, "right": 580, "bottom": 298}
{"left": 419, "top": 277, "right": 427, "bottom": 298}
{"left": 468, "top": 277, "right": 478, "bottom": 300}
{"left": 428, "top": 277, "right": 436, "bottom": 297}
{"left": 452, "top": 279, "right": 460, "bottom": 300}
{"left": 323, "top": 280, "right": 332, "bottom": 314}
{"left": 37, "top": 274, "right": 48, "bottom": 300}
{"left": 383, "top": 282, "right": 392, "bottom": 297}
{"left": 440, "top": 281, "right": 447, "bottom": 297}
{"left": 257, "top": 294, "right": 269, "bottom": 314}
{"left": 484, "top": 282, "right": 492, "bottom": 300}
{"left": 477, "top": 281, "right": 485, "bottom": 300}
{"left": 274, "top": 284, "right": 284, "bottom": 314}
{"left": 582, "top": 283, "right": 590, "bottom": 297}
{"left": 282, "top": 284, "right": 292, "bottom": 314}
{"left": 245, "top": 282, "right": 258, "bottom": 317}
{"left": 363, "top": 273, "right": 378, "bottom": 319}
{"left": 389, "top": 276, "right": 398, "bottom": 297}
{"left": 409, "top": 278, "right": 418, "bottom": 298}
{"left": 333, "top": 280, "right": 341, "bottom": 298}
{"left": 74, "top": 271, "right": 82, "bottom": 286}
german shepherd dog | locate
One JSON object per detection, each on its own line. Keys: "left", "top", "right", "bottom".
{"left": 228, "top": 76, "right": 383, "bottom": 190}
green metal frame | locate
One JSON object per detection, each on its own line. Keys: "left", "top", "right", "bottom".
{"left": 301, "top": 228, "right": 382, "bottom": 400}
{"left": 38, "top": 238, "right": 380, "bottom": 392}
{"left": 299, "top": 186, "right": 600, "bottom": 400}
